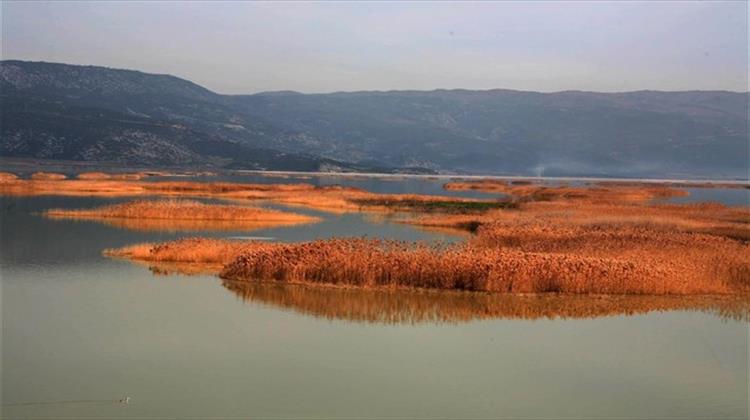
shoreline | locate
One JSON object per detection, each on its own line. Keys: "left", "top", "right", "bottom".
{"left": 0, "top": 157, "right": 746, "bottom": 185}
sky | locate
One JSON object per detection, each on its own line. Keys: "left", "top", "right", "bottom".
{"left": 1, "top": 1, "right": 747, "bottom": 94}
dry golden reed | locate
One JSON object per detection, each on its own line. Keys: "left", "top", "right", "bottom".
{"left": 444, "top": 179, "right": 688, "bottom": 202}
{"left": 77, "top": 171, "right": 146, "bottom": 180}
{"left": 105, "top": 237, "right": 271, "bottom": 265}
{"left": 0, "top": 172, "right": 19, "bottom": 181}
{"left": 106, "top": 235, "right": 748, "bottom": 296}
{"left": 0, "top": 176, "right": 503, "bottom": 214}
{"left": 30, "top": 172, "right": 67, "bottom": 180}
{"left": 47, "top": 199, "right": 319, "bottom": 231}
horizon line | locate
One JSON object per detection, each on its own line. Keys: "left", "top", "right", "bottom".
{"left": 3, "top": 58, "right": 748, "bottom": 96}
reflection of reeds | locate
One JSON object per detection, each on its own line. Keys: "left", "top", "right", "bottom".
{"left": 45, "top": 199, "right": 319, "bottom": 231}
{"left": 222, "top": 281, "right": 750, "bottom": 324}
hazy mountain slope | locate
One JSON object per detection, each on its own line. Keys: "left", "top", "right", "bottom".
{"left": 0, "top": 61, "right": 379, "bottom": 171}
{"left": 233, "top": 89, "right": 748, "bottom": 178}
{"left": 1, "top": 61, "right": 746, "bottom": 178}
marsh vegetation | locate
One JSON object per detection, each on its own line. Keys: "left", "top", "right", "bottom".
{"left": 45, "top": 199, "right": 319, "bottom": 231}
{"left": 4, "top": 171, "right": 747, "bottom": 299}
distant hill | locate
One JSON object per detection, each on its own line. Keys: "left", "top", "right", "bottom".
{"left": 2, "top": 60, "right": 747, "bottom": 178}
{"left": 0, "top": 60, "right": 389, "bottom": 172}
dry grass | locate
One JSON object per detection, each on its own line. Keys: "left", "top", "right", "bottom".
{"left": 46, "top": 199, "right": 319, "bottom": 231}
{"left": 105, "top": 237, "right": 270, "bottom": 265}
{"left": 221, "top": 238, "right": 748, "bottom": 295}
{"left": 0, "top": 177, "right": 505, "bottom": 215}
{"left": 30, "top": 171, "right": 67, "bottom": 180}
{"left": 80, "top": 175, "right": 748, "bottom": 297}
{"left": 106, "top": 235, "right": 748, "bottom": 295}
{"left": 77, "top": 171, "right": 146, "bottom": 180}
{"left": 14, "top": 172, "right": 749, "bottom": 298}
{"left": 444, "top": 180, "right": 689, "bottom": 202}
{"left": 404, "top": 200, "right": 750, "bottom": 239}
{"left": 595, "top": 180, "right": 750, "bottom": 190}
{"left": 0, "top": 172, "right": 19, "bottom": 181}
{"left": 223, "top": 281, "right": 750, "bottom": 324}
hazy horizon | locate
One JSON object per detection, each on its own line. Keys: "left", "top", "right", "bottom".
{"left": 2, "top": 1, "right": 747, "bottom": 94}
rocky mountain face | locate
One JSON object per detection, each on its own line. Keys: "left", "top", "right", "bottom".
{"left": 0, "top": 61, "right": 381, "bottom": 172}
{"left": 2, "top": 60, "right": 747, "bottom": 178}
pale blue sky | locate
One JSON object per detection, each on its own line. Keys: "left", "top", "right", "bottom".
{"left": 2, "top": 1, "right": 747, "bottom": 93}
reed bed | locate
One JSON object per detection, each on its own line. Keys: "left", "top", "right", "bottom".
{"left": 0, "top": 177, "right": 506, "bottom": 215}
{"left": 78, "top": 174, "right": 749, "bottom": 297}
{"left": 595, "top": 180, "right": 750, "bottom": 190}
{"left": 103, "top": 195, "right": 750, "bottom": 298}
{"left": 30, "top": 171, "right": 67, "bottom": 180}
{"left": 0, "top": 172, "right": 19, "bottom": 181}
{"left": 443, "top": 180, "right": 689, "bottom": 202}
{"left": 46, "top": 199, "right": 319, "bottom": 231}
{"left": 76, "top": 171, "right": 146, "bottom": 180}
{"left": 106, "top": 234, "right": 746, "bottom": 295}
{"left": 84, "top": 218, "right": 305, "bottom": 232}
{"left": 404, "top": 200, "right": 750, "bottom": 240}
{"left": 221, "top": 238, "right": 748, "bottom": 294}
{"left": 105, "top": 237, "right": 271, "bottom": 265}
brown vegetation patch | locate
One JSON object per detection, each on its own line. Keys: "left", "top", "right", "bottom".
{"left": 106, "top": 235, "right": 749, "bottom": 296}
{"left": 86, "top": 177, "right": 748, "bottom": 297}
{"left": 444, "top": 180, "right": 688, "bottom": 202}
{"left": 46, "top": 199, "right": 319, "bottom": 231}
{"left": 30, "top": 172, "right": 67, "bottom": 180}
{"left": 0, "top": 177, "right": 505, "bottom": 215}
{"left": 77, "top": 171, "right": 147, "bottom": 180}
{"left": 595, "top": 180, "right": 750, "bottom": 190}
{"left": 0, "top": 172, "right": 19, "bottom": 181}
{"left": 349, "top": 196, "right": 517, "bottom": 213}
{"left": 104, "top": 237, "right": 269, "bottom": 265}
{"left": 220, "top": 238, "right": 745, "bottom": 295}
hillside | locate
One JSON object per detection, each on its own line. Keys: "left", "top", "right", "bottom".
{"left": 2, "top": 60, "right": 747, "bottom": 178}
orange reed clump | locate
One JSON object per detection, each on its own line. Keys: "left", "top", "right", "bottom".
{"left": 77, "top": 171, "right": 146, "bottom": 180}
{"left": 45, "top": 199, "right": 320, "bottom": 231}
{"left": 0, "top": 172, "right": 19, "bottom": 181}
{"left": 443, "top": 180, "right": 689, "bottom": 202}
{"left": 213, "top": 238, "right": 744, "bottom": 295}
{"left": 104, "top": 237, "right": 273, "bottom": 265}
{"left": 30, "top": 172, "right": 67, "bottom": 180}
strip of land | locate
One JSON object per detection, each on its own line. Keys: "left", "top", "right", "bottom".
{"left": 6, "top": 171, "right": 747, "bottom": 298}
{"left": 106, "top": 230, "right": 749, "bottom": 296}
{"left": 0, "top": 174, "right": 511, "bottom": 213}
{"left": 45, "top": 200, "right": 319, "bottom": 231}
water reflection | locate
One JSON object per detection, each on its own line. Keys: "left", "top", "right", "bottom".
{"left": 221, "top": 280, "right": 750, "bottom": 324}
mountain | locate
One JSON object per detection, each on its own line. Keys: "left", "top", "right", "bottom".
{"left": 0, "top": 60, "right": 386, "bottom": 172}
{"left": 1, "top": 60, "right": 747, "bottom": 178}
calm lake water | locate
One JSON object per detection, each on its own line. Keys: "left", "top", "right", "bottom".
{"left": 1, "top": 176, "right": 748, "bottom": 419}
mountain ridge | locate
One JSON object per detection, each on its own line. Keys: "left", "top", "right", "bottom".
{"left": 2, "top": 60, "right": 747, "bottom": 178}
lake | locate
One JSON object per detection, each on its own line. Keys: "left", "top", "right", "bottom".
{"left": 1, "top": 176, "right": 747, "bottom": 419}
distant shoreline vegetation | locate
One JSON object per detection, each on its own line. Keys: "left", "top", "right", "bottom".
{"left": 3, "top": 171, "right": 747, "bottom": 299}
